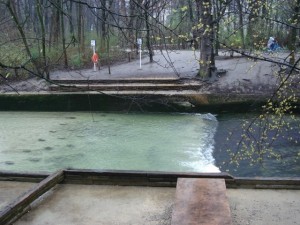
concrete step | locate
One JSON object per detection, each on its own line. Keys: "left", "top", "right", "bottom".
{"left": 50, "top": 77, "right": 181, "bottom": 84}
{"left": 171, "top": 178, "right": 232, "bottom": 225}
{"left": 49, "top": 82, "right": 203, "bottom": 92}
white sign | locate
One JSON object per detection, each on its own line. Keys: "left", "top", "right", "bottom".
{"left": 137, "top": 38, "right": 142, "bottom": 45}
{"left": 91, "top": 40, "right": 96, "bottom": 47}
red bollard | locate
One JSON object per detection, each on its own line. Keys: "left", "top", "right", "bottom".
{"left": 91, "top": 52, "right": 99, "bottom": 71}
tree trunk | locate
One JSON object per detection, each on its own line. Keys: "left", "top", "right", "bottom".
{"left": 236, "top": 0, "right": 245, "bottom": 50}
{"left": 128, "top": 0, "right": 137, "bottom": 52}
{"left": 288, "top": 0, "right": 300, "bottom": 65}
{"left": 212, "top": 0, "right": 219, "bottom": 56}
{"left": 49, "top": 0, "right": 60, "bottom": 50}
{"left": 247, "top": 0, "right": 259, "bottom": 49}
{"left": 144, "top": 0, "right": 154, "bottom": 63}
{"left": 36, "top": 0, "right": 49, "bottom": 79}
{"left": 6, "top": 2, "right": 36, "bottom": 70}
{"left": 61, "top": 1, "right": 68, "bottom": 68}
{"left": 188, "top": 0, "right": 194, "bottom": 22}
{"left": 77, "top": 3, "right": 84, "bottom": 53}
{"left": 195, "top": 0, "right": 215, "bottom": 79}
{"left": 67, "top": 1, "right": 74, "bottom": 36}
{"left": 100, "top": 0, "right": 107, "bottom": 39}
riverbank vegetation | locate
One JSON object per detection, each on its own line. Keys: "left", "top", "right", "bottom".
{"left": 1, "top": 0, "right": 300, "bottom": 79}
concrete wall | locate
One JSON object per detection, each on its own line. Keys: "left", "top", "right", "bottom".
{"left": 0, "top": 93, "right": 279, "bottom": 113}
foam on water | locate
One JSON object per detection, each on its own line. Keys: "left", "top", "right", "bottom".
{"left": 180, "top": 113, "right": 220, "bottom": 172}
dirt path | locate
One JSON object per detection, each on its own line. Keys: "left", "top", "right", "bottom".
{"left": 0, "top": 50, "right": 288, "bottom": 93}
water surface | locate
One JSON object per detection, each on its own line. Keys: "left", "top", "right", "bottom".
{"left": 0, "top": 112, "right": 219, "bottom": 173}
{"left": 1, "top": 111, "right": 299, "bottom": 177}
{"left": 214, "top": 113, "right": 300, "bottom": 177}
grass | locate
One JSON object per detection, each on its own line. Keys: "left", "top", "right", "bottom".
{"left": 0, "top": 35, "right": 136, "bottom": 82}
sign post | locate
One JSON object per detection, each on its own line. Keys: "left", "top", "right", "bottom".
{"left": 137, "top": 38, "right": 142, "bottom": 69}
{"left": 91, "top": 40, "right": 96, "bottom": 52}
{"left": 91, "top": 40, "right": 98, "bottom": 71}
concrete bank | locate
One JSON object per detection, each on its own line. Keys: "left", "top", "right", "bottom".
{"left": 0, "top": 92, "right": 272, "bottom": 113}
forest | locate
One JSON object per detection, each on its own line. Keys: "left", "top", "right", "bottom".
{"left": 0, "top": 0, "right": 300, "bottom": 81}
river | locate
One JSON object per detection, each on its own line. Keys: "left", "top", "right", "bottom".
{"left": 0, "top": 111, "right": 299, "bottom": 177}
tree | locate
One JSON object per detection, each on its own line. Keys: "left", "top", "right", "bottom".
{"left": 36, "top": 0, "right": 49, "bottom": 77}
{"left": 143, "top": 0, "right": 154, "bottom": 63}
{"left": 4, "top": 0, "right": 42, "bottom": 77}
{"left": 287, "top": 0, "right": 300, "bottom": 65}
{"left": 195, "top": 0, "right": 216, "bottom": 78}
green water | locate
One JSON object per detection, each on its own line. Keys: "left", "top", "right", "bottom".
{"left": 0, "top": 112, "right": 219, "bottom": 173}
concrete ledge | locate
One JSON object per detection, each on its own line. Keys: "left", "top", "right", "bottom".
{"left": 50, "top": 77, "right": 181, "bottom": 84}
{"left": 1, "top": 170, "right": 300, "bottom": 189}
{"left": 0, "top": 171, "right": 49, "bottom": 183}
{"left": 227, "top": 177, "right": 300, "bottom": 189}
{"left": 63, "top": 169, "right": 232, "bottom": 187}
{"left": 0, "top": 92, "right": 275, "bottom": 113}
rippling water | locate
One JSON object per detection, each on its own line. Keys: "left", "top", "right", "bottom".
{"left": 0, "top": 112, "right": 219, "bottom": 173}
{"left": 1, "top": 111, "right": 299, "bottom": 177}
{"left": 214, "top": 113, "right": 300, "bottom": 177}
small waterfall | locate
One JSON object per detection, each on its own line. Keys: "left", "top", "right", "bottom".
{"left": 180, "top": 113, "right": 220, "bottom": 173}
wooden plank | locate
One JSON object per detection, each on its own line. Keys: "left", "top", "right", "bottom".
{"left": 171, "top": 178, "right": 232, "bottom": 225}
{"left": 0, "top": 170, "right": 64, "bottom": 225}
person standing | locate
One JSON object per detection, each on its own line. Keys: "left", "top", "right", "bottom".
{"left": 267, "top": 37, "right": 275, "bottom": 50}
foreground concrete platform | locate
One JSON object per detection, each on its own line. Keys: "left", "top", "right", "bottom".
{"left": 8, "top": 185, "right": 300, "bottom": 225}
{"left": 228, "top": 189, "right": 300, "bottom": 225}
{"left": 14, "top": 184, "right": 175, "bottom": 225}
{"left": 0, "top": 181, "right": 35, "bottom": 210}
{"left": 2, "top": 182, "right": 300, "bottom": 225}
{"left": 1, "top": 171, "right": 300, "bottom": 225}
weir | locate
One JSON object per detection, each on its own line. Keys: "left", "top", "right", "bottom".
{"left": 0, "top": 111, "right": 219, "bottom": 173}
{"left": 1, "top": 111, "right": 299, "bottom": 177}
